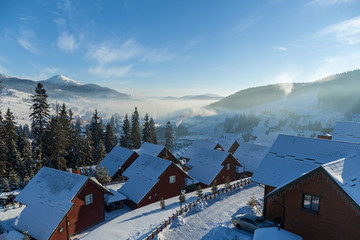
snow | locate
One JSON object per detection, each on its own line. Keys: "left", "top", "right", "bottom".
{"left": 177, "top": 140, "right": 222, "bottom": 160}
{"left": 186, "top": 148, "right": 237, "bottom": 186}
{"left": 99, "top": 146, "right": 137, "bottom": 177}
{"left": 136, "top": 142, "right": 165, "bottom": 157}
{"left": 254, "top": 227, "right": 303, "bottom": 240}
{"left": 14, "top": 167, "right": 88, "bottom": 240}
{"left": 81, "top": 183, "right": 262, "bottom": 240}
{"left": 0, "top": 230, "right": 25, "bottom": 240}
{"left": 322, "top": 156, "right": 360, "bottom": 208}
{"left": 210, "top": 138, "right": 238, "bottom": 152}
{"left": 252, "top": 134, "right": 360, "bottom": 187}
{"left": 119, "top": 154, "right": 172, "bottom": 204}
{"left": 0, "top": 204, "right": 25, "bottom": 239}
{"left": 43, "top": 74, "right": 81, "bottom": 86}
{"left": 233, "top": 143, "right": 269, "bottom": 173}
{"left": 105, "top": 189, "right": 127, "bottom": 204}
{"left": 332, "top": 121, "right": 360, "bottom": 143}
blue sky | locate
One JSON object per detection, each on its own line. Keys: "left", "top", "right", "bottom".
{"left": 0, "top": 0, "right": 359, "bottom": 97}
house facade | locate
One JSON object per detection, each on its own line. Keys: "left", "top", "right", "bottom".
{"left": 14, "top": 167, "right": 110, "bottom": 240}
{"left": 119, "top": 154, "right": 191, "bottom": 208}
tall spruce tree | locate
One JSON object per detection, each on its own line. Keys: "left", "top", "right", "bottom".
{"left": 30, "top": 83, "right": 50, "bottom": 164}
{"left": 120, "top": 114, "right": 131, "bottom": 148}
{"left": 149, "top": 117, "right": 157, "bottom": 144}
{"left": 130, "top": 107, "right": 141, "bottom": 149}
{"left": 104, "top": 123, "right": 117, "bottom": 153}
{"left": 0, "top": 111, "right": 8, "bottom": 179}
{"left": 4, "top": 108, "right": 21, "bottom": 175}
{"left": 165, "top": 121, "right": 174, "bottom": 151}
{"left": 95, "top": 140, "right": 106, "bottom": 164}
{"left": 89, "top": 109, "right": 104, "bottom": 147}
{"left": 46, "top": 116, "right": 68, "bottom": 170}
{"left": 84, "top": 129, "right": 95, "bottom": 166}
{"left": 17, "top": 132, "right": 33, "bottom": 179}
{"left": 142, "top": 113, "right": 152, "bottom": 143}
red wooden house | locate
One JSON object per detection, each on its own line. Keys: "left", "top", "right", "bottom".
{"left": 99, "top": 145, "right": 139, "bottom": 181}
{"left": 252, "top": 135, "right": 360, "bottom": 240}
{"left": 211, "top": 138, "right": 240, "bottom": 154}
{"left": 177, "top": 140, "right": 225, "bottom": 162}
{"left": 14, "top": 167, "right": 111, "bottom": 240}
{"left": 119, "top": 154, "right": 191, "bottom": 208}
{"left": 136, "top": 142, "right": 180, "bottom": 164}
{"left": 186, "top": 148, "right": 241, "bottom": 187}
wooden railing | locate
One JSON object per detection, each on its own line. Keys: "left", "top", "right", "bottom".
{"left": 144, "top": 177, "right": 252, "bottom": 240}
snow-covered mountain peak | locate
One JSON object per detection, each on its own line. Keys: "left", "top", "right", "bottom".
{"left": 44, "top": 74, "right": 81, "bottom": 86}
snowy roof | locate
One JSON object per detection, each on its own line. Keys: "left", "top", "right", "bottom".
{"left": 233, "top": 143, "right": 269, "bottom": 173}
{"left": 105, "top": 189, "right": 127, "bottom": 204}
{"left": 210, "top": 138, "right": 238, "bottom": 152}
{"left": 332, "top": 121, "right": 360, "bottom": 143}
{"left": 254, "top": 227, "right": 303, "bottom": 240}
{"left": 136, "top": 142, "right": 165, "bottom": 157}
{"left": 119, "top": 154, "right": 172, "bottom": 204}
{"left": 99, "top": 145, "right": 137, "bottom": 177}
{"left": 252, "top": 134, "right": 360, "bottom": 188}
{"left": 187, "top": 148, "right": 238, "bottom": 185}
{"left": 178, "top": 140, "right": 223, "bottom": 159}
{"left": 14, "top": 167, "right": 89, "bottom": 240}
{"left": 322, "top": 157, "right": 360, "bottom": 208}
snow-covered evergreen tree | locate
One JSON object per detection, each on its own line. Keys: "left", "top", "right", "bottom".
{"left": 30, "top": 83, "right": 50, "bottom": 164}
{"left": 120, "top": 114, "right": 131, "bottom": 148}
{"left": 130, "top": 107, "right": 141, "bottom": 149}
{"left": 95, "top": 140, "right": 106, "bottom": 164}
{"left": 84, "top": 129, "right": 95, "bottom": 166}
{"left": 149, "top": 117, "right": 157, "bottom": 144}
{"left": 95, "top": 165, "right": 111, "bottom": 184}
{"left": 196, "top": 185, "right": 203, "bottom": 197}
{"left": 142, "top": 113, "right": 152, "bottom": 143}
{"left": 104, "top": 123, "right": 117, "bottom": 153}
{"left": 165, "top": 121, "right": 174, "bottom": 151}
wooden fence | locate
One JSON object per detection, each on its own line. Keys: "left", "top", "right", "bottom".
{"left": 144, "top": 177, "right": 252, "bottom": 240}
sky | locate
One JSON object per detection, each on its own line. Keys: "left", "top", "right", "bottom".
{"left": 0, "top": 0, "right": 359, "bottom": 97}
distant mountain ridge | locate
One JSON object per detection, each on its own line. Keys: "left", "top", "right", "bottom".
{"left": 165, "top": 94, "right": 223, "bottom": 100}
{"left": 0, "top": 74, "right": 130, "bottom": 101}
{"left": 210, "top": 69, "right": 360, "bottom": 113}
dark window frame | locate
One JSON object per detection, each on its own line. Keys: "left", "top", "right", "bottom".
{"left": 302, "top": 193, "right": 320, "bottom": 213}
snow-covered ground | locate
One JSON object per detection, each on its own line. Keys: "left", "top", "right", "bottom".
{"left": 79, "top": 183, "right": 262, "bottom": 240}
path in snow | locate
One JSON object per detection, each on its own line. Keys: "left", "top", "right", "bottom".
{"left": 158, "top": 184, "right": 263, "bottom": 240}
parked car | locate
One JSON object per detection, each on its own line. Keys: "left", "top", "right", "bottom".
{"left": 232, "top": 214, "right": 273, "bottom": 232}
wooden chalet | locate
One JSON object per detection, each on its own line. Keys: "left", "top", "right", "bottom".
{"left": 177, "top": 140, "right": 225, "bottom": 162}
{"left": 211, "top": 138, "right": 240, "bottom": 154}
{"left": 186, "top": 148, "right": 241, "bottom": 187}
{"left": 233, "top": 142, "right": 269, "bottom": 175}
{"left": 99, "top": 145, "right": 139, "bottom": 181}
{"left": 331, "top": 121, "right": 360, "bottom": 143}
{"left": 119, "top": 154, "right": 191, "bottom": 208}
{"left": 14, "top": 167, "right": 111, "bottom": 240}
{"left": 252, "top": 135, "right": 360, "bottom": 240}
{"left": 136, "top": 142, "right": 180, "bottom": 164}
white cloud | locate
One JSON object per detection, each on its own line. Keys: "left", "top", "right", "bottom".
{"left": 57, "top": 32, "right": 79, "bottom": 53}
{"left": 54, "top": 17, "right": 66, "bottom": 27}
{"left": 312, "top": 54, "right": 360, "bottom": 81}
{"left": 87, "top": 39, "right": 172, "bottom": 65}
{"left": 184, "top": 39, "right": 202, "bottom": 50}
{"left": 233, "top": 18, "right": 261, "bottom": 34}
{"left": 89, "top": 64, "right": 132, "bottom": 78}
{"left": 319, "top": 15, "right": 360, "bottom": 44}
{"left": 309, "top": 0, "right": 353, "bottom": 5}
{"left": 272, "top": 46, "right": 287, "bottom": 52}
{"left": 274, "top": 72, "right": 295, "bottom": 95}
{"left": 17, "top": 29, "right": 37, "bottom": 54}
{"left": 0, "top": 64, "right": 9, "bottom": 75}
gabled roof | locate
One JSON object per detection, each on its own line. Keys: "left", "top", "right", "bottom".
{"left": 252, "top": 134, "right": 360, "bottom": 188}
{"left": 99, "top": 145, "right": 137, "bottom": 177}
{"left": 178, "top": 140, "right": 224, "bottom": 159}
{"left": 14, "top": 167, "right": 88, "bottom": 240}
{"left": 233, "top": 143, "right": 269, "bottom": 173}
{"left": 187, "top": 148, "right": 239, "bottom": 185}
{"left": 136, "top": 142, "right": 166, "bottom": 157}
{"left": 119, "top": 154, "right": 172, "bottom": 204}
{"left": 332, "top": 121, "right": 360, "bottom": 143}
{"left": 266, "top": 156, "right": 360, "bottom": 211}
{"left": 210, "top": 138, "right": 238, "bottom": 152}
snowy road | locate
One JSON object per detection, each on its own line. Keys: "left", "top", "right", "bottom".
{"left": 158, "top": 184, "right": 263, "bottom": 240}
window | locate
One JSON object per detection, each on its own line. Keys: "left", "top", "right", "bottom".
{"left": 85, "top": 193, "right": 93, "bottom": 205}
{"left": 226, "top": 163, "right": 230, "bottom": 170}
{"left": 148, "top": 195, "right": 152, "bottom": 200}
{"left": 169, "top": 175, "right": 176, "bottom": 184}
{"left": 303, "top": 194, "right": 320, "bottom": 212}
{"left": 59, "top": 227, "right": 63, "bottom": 233}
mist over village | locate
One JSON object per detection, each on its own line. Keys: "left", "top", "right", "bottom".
{"left": 1, "top": 1, "right": 360, "bottom": 240}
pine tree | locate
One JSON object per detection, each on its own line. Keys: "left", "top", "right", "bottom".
{"left": 8, "top": 169, "right": 20, "bottom": 190}
{"left": 94, "top": 165, "right": 111, "bottom": 184}
{"left": 17, "top": 132, "right": 33, "bottom": 179}
{"left": 84, "top": 129, "right": 95, "bottom": 166}
{"left": 0, "top": 177, "right": 10, "bottom": 192}
{"left": 89, "top": 109, "right": 104, "bottom": 148}
{"left": 196, "top": 185, "right": 203, "bottom": 197}
{"left": 30, "top": 83, "right": 50, "bottom": 164}
{"left": 142, "top": 113, "right": 152, "bottom": 143}
{"left": 225, "top": 176, "right": 231, "bottom": 188}
{"left": 46, "top": 116, "right": 68, "bottom": 170}
{"left": 179, "top": 190, "right": 186, "bottom": 208}
{"left": 165, "top": 121, "right": 174, "bottom": 151}
{"left": 211, "top": 181, "right": 218, "bottom": 193}
{"left": 130, "top": 107, "right": 141, "bottom": 149}
{"left": 74, "top": 116, "right": 82, "bottom": 133}
{"left": 104, "top": 123, "right": 117, "bottom": 153}
{"left": 95, "top": 140, "right": 106, "bottom": 164}
{"left": 149, "top": 117, "right": 157, "bottom": 144}
{"left": 4, "top": 108, "right": 21, "bottom": 175}
{"left": 120, "top": 114, "right": 131, "bottom": 148}
{"left": 0, "top": 111, "right": 8, "bottom": 179}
